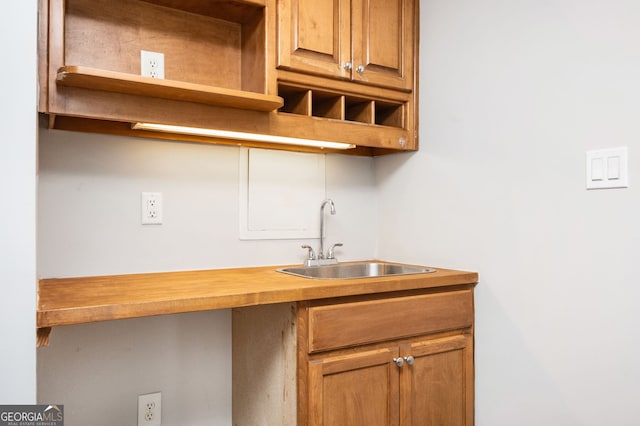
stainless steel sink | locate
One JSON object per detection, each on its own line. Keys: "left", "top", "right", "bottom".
{"left": 277, "top": 262, "right": 436, "bottom": 280}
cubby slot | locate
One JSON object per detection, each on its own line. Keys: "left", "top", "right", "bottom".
{"left": 345, "top": 97, "right": 374, "bottom": 124}
{"left": 312, "top": 92, "right": 344, "bottom": 119}
{"left": 375, "top": 101, "right": 405, "bottom": 128}
{"left": 278, "top": 86, "right": 312, "bottom": 115}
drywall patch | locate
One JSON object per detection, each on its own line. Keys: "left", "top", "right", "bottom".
{"left": 239, "top": 148, "right": 325, "bottom": 239}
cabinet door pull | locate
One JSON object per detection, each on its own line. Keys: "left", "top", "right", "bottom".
{"left": 343, "top": 62, "right": 353, "bottom": 70}
{"left": 393, "top": 357, "right": 404, "bottom": 367}
{"left": 404, "top": 355, "right": 415, "bottom": 366}
{"left": 356, "top": 65, "right": 365, "bottom": 73}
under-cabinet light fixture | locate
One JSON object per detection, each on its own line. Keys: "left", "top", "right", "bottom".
{"left": 132, "top": 122, "right": 356, "bottom": 150}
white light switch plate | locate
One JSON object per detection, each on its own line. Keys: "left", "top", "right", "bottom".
{"left": 586, "top": 147, "right": 628, "bottom": 189}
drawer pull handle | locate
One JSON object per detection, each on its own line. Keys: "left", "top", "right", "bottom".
{"left": 404, "top": 355, "right": 415, "bottom": 366}
{"left": 393, "top": 357, "right": 404, "bottom": 367}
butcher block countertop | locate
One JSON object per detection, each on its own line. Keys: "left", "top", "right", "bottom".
{"left": 36, "top": 261, "right": 478, "bottom": 345}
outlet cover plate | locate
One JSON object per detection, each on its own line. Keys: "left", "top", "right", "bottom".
{"left": 138, "top": 392, "right": 161, "bottom": 426}
{"left": 141, "top": 192, "right": 163, "bottom": 225}
{"left": 141, "top": 50, "right": 165, "bottom": 79}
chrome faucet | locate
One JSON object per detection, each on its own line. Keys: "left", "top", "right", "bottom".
{"left": 301, "top": 198, "right": 343, "bottom": 266}
{"left": 319, "top": 199, "right": 335, "bottom": 259}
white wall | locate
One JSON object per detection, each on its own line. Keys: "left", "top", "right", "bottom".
{"left": 377, "top": 0, "right": 640, "bottom": 425}
{"left": 0, "top": 1, "right": 37, "bottom": 403}
{"left": 37, "top": 131, "right": 375, "bottom": 277}
{"left": 37, "top": 129, "right": 376, "bottom": 425}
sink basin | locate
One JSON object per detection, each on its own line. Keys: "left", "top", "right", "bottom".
{"left": 277, "top": 262, "right": 436, "bottom": 280}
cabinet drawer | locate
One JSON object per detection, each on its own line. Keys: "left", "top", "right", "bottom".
{"left": 307, "top": 290, "right": 473, "bottom": 353}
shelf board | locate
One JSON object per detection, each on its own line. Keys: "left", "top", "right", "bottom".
{"left": 56, "top": 66, "right": 283, "bottom": 112}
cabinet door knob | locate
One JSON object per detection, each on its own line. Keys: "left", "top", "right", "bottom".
{"left": 356, "top": 65, "right": 365, "bottom": 73}
{"left": 404, "top": 356, "right": 415, "bottom": 366}
{"left": 393, "top": 357, "right": 404, "bottom": 367}
{"left": 343, "top": 61, "right": 353, "bottom": 70}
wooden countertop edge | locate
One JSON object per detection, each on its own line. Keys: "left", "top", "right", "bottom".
{"left": 37, "top": 263, "right": 478, "bottom": 328}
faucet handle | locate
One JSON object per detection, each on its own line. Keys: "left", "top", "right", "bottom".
{"left": 326, "top": 243, "right": 343, "bottom": 260}
{"left": 301, "top": 245, "right": 316, "bottom": 260}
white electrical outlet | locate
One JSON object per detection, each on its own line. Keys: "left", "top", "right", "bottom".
{"left": 141, "top": 50, "right": 165, "bottom": 79}
{"left": 141, "top": 192, "right": 163, "bottom": 225}
{"left": 138, "top": 392, "right": 161, "bottom": 426}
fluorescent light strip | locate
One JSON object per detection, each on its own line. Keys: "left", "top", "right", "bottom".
{"left": 132, "top": 122, "right": 356, "bottom": 150}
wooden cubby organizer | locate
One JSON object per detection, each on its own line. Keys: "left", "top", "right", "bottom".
{"left": 276, "top": 82, "right": 411, "bottom": 149}
{"left": 278, "top": 84, "right": 407, "bottom": 127}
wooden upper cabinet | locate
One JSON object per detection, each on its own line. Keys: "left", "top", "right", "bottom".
{"left": 39, "top": 0, "right": 417, "bottom": 153}
{"left": 277, "top": 0, "right": 414, "bottom": 91}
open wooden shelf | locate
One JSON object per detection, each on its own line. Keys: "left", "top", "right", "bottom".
{"left": 57, "top": 66, "right": 283, "bottom": 112}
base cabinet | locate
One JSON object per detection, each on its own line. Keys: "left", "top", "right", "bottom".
{"left": 304, "top": 335, "right": 473, "bottom": 426}
{"left": 232, "top": 287, "right": 475, "bottom": 426}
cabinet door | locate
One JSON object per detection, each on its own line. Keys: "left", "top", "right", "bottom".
{"left": 351, "top": 0, "right": 414, "bottom": 90}
{"left": 307, "top": 347, "right": 400, "bottom": 426}
{"left": 401, "top": 335, "right": 474, "bottom": 426}
{"left": 277, "top": 0, "right": 351, "bottom": 79}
